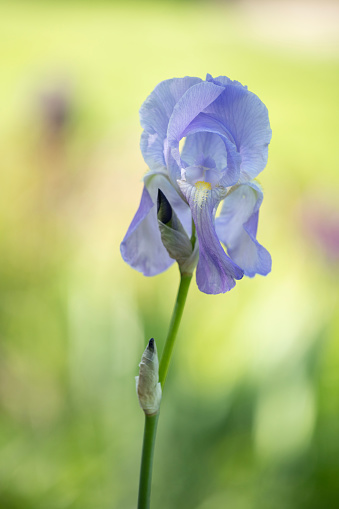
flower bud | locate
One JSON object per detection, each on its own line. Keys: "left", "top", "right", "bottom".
{"left": 136, "top": 338, "right": 162, "bottom": 416}
{"left": 157, "top": 189, "right": 198, "bottom": 275}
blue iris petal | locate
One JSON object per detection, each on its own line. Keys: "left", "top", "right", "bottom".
{"left": 140, "top": 77, "right": 201, "bottom": 181}
{"left": 215, "top": 181, "right": 272, "bottom": 277}
{"left": 203, "top": 83, "right": 272, "bottom": 181}
{"left": 177, "top": 113, "right": 241, "bottom": 187}
{"left": 178, "top": 180, "right": 243, "bottom": 294}
{"left": 120, "top": 185, "right": 171, "bottom": 276}
{"left": 121, "top": 174, "right": 191, "bottom": 276}
{"left": 182, "top": 132, "right": 226, "bottom": 171}
{"left": 167, "top": 81, "right": 224, "bottom": 149}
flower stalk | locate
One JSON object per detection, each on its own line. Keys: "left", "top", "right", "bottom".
{"left": 137, "top": 270, "right": 193, "bottom": 509}
{"left": 159, "top": 273, "right": 192, "bottom": 387}
{"left": 137, "top": 413, "right": 159, "bottom": 509}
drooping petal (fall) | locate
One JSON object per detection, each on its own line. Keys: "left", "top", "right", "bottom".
{"left": 120, "top": 185, "right": 172, "bottom": 276}
{"left": 215, "top": 181, "right": 271, "bottom": 277}
{"left": 120, "top": 173, "right": 191, "bottom": 276}
{"left": 178, "top": 180, "right": 243, "bottom": 294}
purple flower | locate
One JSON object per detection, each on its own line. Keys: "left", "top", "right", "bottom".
{"left": 121, "top": 75, "right": 272, "bottom": 294}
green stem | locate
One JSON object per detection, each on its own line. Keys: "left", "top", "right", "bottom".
{"left": 137, "top": 271, "right": 193, "bottom": 509}
{"left": 137, "top": 413, "right": 159, "bottom": 509}
{"left": 159, "top": 272, "right": 192, "bottom": 388}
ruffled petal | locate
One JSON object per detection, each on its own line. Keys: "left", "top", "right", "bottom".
{"left": 139, "top": 77, "right": 201, "bottom": 178}
{"left": 206, "top": 73, "right": 246, "bottom": 89}
{"left": 178, "top": 180, "right": 243, "bottom": 294}
{"left": 215, "top": 181, "right": 271, "bottom": 277}
{"left": 167, "top": 81, "right": 224, "bottom": 148}
{"left": 120, "top": 174, "right": 191, "bottom": 276}
{"left": 176, "top": 113, "right": 241, "bottom": 187}
{"left": 203, "top": 81, "right": 272, "bottom": 181}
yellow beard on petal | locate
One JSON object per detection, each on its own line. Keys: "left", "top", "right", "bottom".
{"left": 194, "top": 181, "right": 212, "bottom": 208}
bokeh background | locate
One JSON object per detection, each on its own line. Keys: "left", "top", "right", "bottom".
{"left": 1, "top": 0, "right": 339, "bottom": 508}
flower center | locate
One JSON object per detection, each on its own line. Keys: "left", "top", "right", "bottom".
{"left": 194, "top": 181, "right": 212, "bottom": 208}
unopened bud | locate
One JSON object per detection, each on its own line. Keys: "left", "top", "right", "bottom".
{"left": 157, "top": 190, "right": 198, "bottom": 275}
{"left": 157, "top": 189, "right": 173, "bottom": 225}
{"left": 136, "top": 338, "right": 162, "bottom": 416}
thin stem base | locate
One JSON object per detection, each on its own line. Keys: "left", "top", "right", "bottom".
{"left": 137, "top": 413, "right": 159, "bottom": 509}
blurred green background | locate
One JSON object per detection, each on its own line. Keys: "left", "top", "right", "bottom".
{"left": 0, "top": 1, "right": 339, "bottom": 508}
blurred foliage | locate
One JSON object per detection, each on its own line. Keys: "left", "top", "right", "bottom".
{"left": 0, "top": 1, "right": 338, "bottom": 508}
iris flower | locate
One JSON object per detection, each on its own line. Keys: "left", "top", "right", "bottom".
{"left": 121, "top": 75, "right": 272, "bottom": 294}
